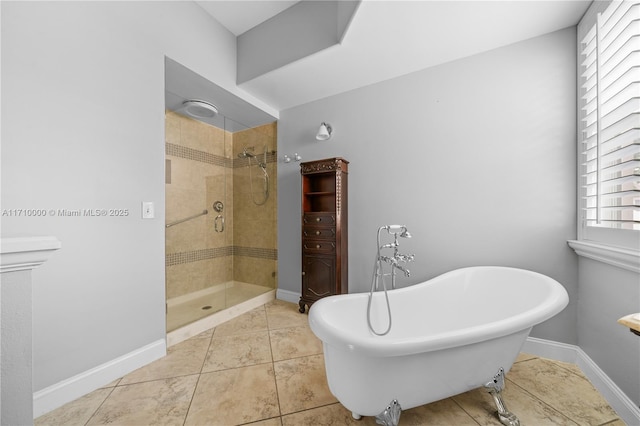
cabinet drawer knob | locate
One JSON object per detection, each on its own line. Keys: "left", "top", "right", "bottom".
{"left": 302, "top": 272, "right": 305, "bottom": 276}
{"left": 316, "top": 244, "right": 321, "bottom": 249}
{"left": 316, "top": 217, "right": 321, "bottom": 222}
{"left": 315, "top": 230, "right": 321, "bottom": 235}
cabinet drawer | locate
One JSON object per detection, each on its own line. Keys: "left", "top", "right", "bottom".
{"left": 303, "top": 226, "right": 336, "bottom": 240}
{"left": 303, "top": 240, "right": 336, "bottom": 253}
{"left": 303, "top": 213, "right": 336, "bottom": 226}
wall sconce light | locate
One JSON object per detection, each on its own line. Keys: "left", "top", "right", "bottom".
{"left": 316, "top": 122, "right": 332, "bottom": 141}
{"left": 283, "top": 153, "right": 302, "bottom": 163}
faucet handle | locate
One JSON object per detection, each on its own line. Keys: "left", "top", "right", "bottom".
{"left": 397, "top": 254, "right": 415, "bottom": 263}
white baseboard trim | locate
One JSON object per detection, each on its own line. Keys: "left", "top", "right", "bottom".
{"left": 276, "top": 288, "right": 300, "bottom": 304}
{"left": 524, "top": 337, "right": 640, "bottom": 425}
{"left": 522, "top": 336, "right": 579, "bottom": 363}
{"left": 33, "top": 338, "right": 166, "bottom": 418}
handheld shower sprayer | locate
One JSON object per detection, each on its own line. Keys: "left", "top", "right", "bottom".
{"left": 383, "top": 225, "right": 412, "bottom": 238}
{"left": 380, "top": 225, "right": 411, "bottom": 249}
{"left": 239, "top": 145, "right": 269, "bottom": 205}
{"left": 368, "top": 224, "right": 415, "bottom": 336}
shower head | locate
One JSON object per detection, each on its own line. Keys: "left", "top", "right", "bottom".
{"left": 238, "top": 147, "right": 257, "bottom": 158}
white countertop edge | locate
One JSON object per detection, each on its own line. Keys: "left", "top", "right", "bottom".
{"left": 567, "top": 240, "right": 640, "bottom": 274}
{"left": 1, "top": 236, "right": 62, "bottom": 273}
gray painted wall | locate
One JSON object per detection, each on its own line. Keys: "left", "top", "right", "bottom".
{"left": 1, "top": 1, "right": 273, "bottom": 394}
{"left": 278, "top": 27, "right": 579, "bottom": 344}
{"left": 578, "top": 259, "right": 640, "bottom": 406}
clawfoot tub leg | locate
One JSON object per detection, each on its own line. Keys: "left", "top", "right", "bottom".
{"left": 484, "top": 368, "right": 520, "bottom": 426}
{"left": 375, "top": 399, "right": 401, "bottom": 426}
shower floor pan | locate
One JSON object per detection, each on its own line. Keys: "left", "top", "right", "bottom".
{"left": 166, "top": 281, "right": 274, "bottom": 345}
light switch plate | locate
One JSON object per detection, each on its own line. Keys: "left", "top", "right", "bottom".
{"left": 142, "top": 202, "right": 154, "bottom": 219}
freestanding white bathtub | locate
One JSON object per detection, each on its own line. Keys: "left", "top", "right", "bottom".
{"left": 308, "top": 266, "right": 569, "bottom": 424}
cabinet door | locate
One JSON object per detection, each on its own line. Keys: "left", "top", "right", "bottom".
{"left": 302, "top": 254, "right": 336, "bottom": 300}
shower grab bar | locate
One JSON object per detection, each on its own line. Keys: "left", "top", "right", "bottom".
{"left": 165, "top": 209, "right": 208, "bottom": 228}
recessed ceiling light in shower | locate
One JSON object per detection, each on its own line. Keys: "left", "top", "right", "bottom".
{"left": 182, "top": 99, "right": 218, "bottom": 119}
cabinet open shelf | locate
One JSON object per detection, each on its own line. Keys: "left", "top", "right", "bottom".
{"left": 303, "top": 195, "right": 336, "bottom": 213}
{"left": 305, "top": 191, "right": 335, "bottom": 196}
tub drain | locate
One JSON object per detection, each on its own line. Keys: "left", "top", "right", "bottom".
{"left": 201, "top": 305, "right": 212, "bottom": 310}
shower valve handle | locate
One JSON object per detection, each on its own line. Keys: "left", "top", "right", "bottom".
{"left": 214, "top": 215, "right": 225, "bottom": 232}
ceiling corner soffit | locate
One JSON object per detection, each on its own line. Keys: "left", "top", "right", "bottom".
{"left": 236, "top": 0, "right": 361, "bottom": 85}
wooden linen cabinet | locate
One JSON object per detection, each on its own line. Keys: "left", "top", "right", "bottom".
{"left": 299, "top": 157, "right": 349, "bottom": 313}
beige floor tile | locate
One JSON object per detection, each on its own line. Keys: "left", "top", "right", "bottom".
{"left": 515, "top": 352, "right": 537, "bottom": 363}
{"left": 87, "top": 375, "right": 198, "bottom": 426}
{"left": 550, "top": 358, "right": 589, "bottom": 377}
{"left": 213, "top": 305, "right": 268, "bottom": 336}
{"left": 507, "top": 358, "right": 619, "bottom": 425}
{"left": 202, "top": 330, "right": 272, "bottom": 372}
{"left": 119, "top": 337, "right": 210, "bottom": 385}
{"left": 281, "top": 402, "right": 375, "bottom": 425}
{"left": 400, "top": 398, "right": 480, "bottom": 425}
{"left": 185, "top": 364, "right": 280, "bottom": 425}
{"left": 100, "top": 377, "right": 121, "bottom": 388}
{"left": 192, "top": 327, "right": 215, "bottom": 339}
{"left": 605, "top": 419, "right": 629, "bottom": 426}
{"left": 269, "top": 325, "right": 323, "bottom": 361}
{"left": 453, "top": 383, "right": 575, "bottom": 426}
{"left": 35, "top": 388, "right": 113, "bottom": 426}
{"left": 265, "top": 300, "right": 309, "bottom": 330}
{"left": 281, "top": 399, "right": 479, "bottom": 426}
{"left": 274, "top": 354, "right": 338, "bottom": 415}
{"left": 249, "top": 418, "right": 283, "bottom": 426}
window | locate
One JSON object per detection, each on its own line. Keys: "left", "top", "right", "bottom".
{"left": 577, "top": 0, "right": 640, "bottom": 252}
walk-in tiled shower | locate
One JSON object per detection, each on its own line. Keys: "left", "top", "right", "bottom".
{"left": 165, "top": 110, "right": 277, "bottom": 333}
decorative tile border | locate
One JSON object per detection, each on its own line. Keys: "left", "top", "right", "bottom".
{"left": 166, "top": 246, "right": 277, "bottom": 266}
{"left": 165, "top": 143, "right": 230, "bottom": 167}
{"left": 166, "top": 247, "right": 232, "bottom": 266}
{"left": 166, "top": 143, "right": 277, "bottom": 169}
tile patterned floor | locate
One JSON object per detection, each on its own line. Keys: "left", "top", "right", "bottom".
{"left": 36, "top": 300, "right": 624, "bottom": 426}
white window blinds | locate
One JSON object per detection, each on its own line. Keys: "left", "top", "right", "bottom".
{"left": 580, "top": 0, "right": 640, "bottom": 231}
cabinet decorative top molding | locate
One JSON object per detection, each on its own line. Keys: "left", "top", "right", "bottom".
{"left": 301, "top": 157, "right": 349, "bottom": 174}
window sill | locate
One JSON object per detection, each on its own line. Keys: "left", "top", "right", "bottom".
{"left": 568, "top": 240, "right": 640, "bottom": 274}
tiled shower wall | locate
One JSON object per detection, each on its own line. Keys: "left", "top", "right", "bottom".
{"left": 232, "top": 124, "right": 278, "bottom": 290}
{"left": 165, "top": 111, "right": 277, "bottom": 300}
